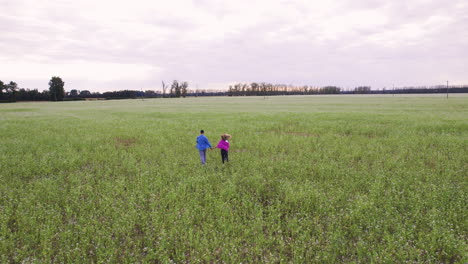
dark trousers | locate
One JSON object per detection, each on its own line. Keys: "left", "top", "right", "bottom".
{"left": 221, "top": 149, "right": 229, "bottom": 163}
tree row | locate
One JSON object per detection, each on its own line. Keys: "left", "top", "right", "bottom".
{"left": 1, "top": 77, "right": 467, "bottom": 103}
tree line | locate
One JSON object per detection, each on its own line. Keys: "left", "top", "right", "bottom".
{"left": 227, "top": 83, "right": 341, "bottom": 96}
{"left": 0, "top": 78, "right": 190, "bottom": 102}
{"left": 0, "top": 77, "right": 65, "bottom": 102}
{"left": 1, "top": 77, "right": 467, "bottom": 103}
{"left": 226, "top": 83, "right": 468, "bottom": 96}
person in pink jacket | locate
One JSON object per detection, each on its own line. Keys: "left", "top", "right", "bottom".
{"left": 216, "top": 134, "right": 231, "bottom": 164}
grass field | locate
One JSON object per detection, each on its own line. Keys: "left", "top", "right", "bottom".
{"left": 1, "top": 95, "right": 467, "bottom": 263}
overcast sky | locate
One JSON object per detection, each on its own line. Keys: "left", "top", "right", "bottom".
{"left": 1, "top": 0, "right": 467, "bottom": 92}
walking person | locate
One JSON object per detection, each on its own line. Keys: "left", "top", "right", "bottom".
{"left": 196, "top": 130, "right": 212, "bottom": 165}
{"left": 217, "top": 134, "right": 231, "bottom": 164}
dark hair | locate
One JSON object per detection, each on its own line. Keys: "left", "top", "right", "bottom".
{"left": 200, "top": 130, "right": 204, "bottom": 134}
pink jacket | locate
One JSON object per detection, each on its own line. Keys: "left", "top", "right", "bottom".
{"left": 217, "top": 140, "right": 230, "bottom": 151}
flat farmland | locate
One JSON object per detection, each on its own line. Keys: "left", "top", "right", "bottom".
{"left": 0, "top": 95, "right": 467, "bottom": 263}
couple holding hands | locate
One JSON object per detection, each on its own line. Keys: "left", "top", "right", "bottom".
{"left": 196, "top": 130, "right": 231, "bottom": 165}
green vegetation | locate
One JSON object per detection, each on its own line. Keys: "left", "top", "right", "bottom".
{"left": 48, "top": 76, "right": 65, "bottom": 101}
{"left": 1, "top": 95, "right": 467, "bottom": 263}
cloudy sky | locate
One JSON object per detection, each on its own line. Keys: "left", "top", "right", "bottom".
{"left": 1, "top": 0, "right": 467, "bottom": 92}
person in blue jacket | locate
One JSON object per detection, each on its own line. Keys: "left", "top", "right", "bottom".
{"left": 196, "top": 130, "right": 212, "bottom": 165}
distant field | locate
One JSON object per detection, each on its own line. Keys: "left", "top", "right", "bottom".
{"left": 1, "top": 95, "right": 467, "bottom": 263}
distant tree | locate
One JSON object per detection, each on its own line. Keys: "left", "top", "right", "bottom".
{"left": 321, "top": 86, "right": 341, "bottom": 94}
{"left": 0, "top": 80, "right": 4, "bottom": 98}
{"left": 29, "top": 89, "right": 41, "bottom": 101}
{"left": 69, "top": 89, "right": 79, "bottom": 97}
{"left": 354, "top": 86, "right": 371, "bottom": 94}
{"left": 162, "top": 81, "right": 168, "bottom": 97}
{"left": 251, "top": 82, "right": 259, "bottom": 94}
{"left": 10, "top": 88, "right": 44, "bottom": 101}
{"left": 40, "top": 90, "right": 50, "bottom": 100}
{"left": 260, "top": 83, "right": 268, "bottom": 96}
{"left": 18, "top": 88, "right": 28, "bottom": 101}
{"left": 6, "top": 81, "right": 18, "bottom": 101}
{"left": 49, "top": 76, "right": 65, "bottom": 101}
{"left": 80, "top": 90, "right": 91, "bottom": 97}
{"left": 180, "top": 82, "right": 188, "bottom": 97}
{"left": 145, "top": 90, "right": 157, "bottom": 97}
{"left": 234, "top": 83, "right": 242, "bottom": 95}
{"left": 240, "top": 83, "right": 246, "bottom": 95}
{"left": 171, "top": 80, "right": 181, "bottom": 97}
{"left": 174, "top": 80, "right": 179, "bottom": 97}
{"left": 0, "top": 81, "right": 6, "bottom": 99}
{"left": 6, "top": 81, "right": 18, "bottom": 93}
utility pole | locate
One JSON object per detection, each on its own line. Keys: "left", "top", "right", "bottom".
{"left": 446, "top": 80, "right": 449, "bottom": 99}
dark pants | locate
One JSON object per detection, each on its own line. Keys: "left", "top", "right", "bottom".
{"left": 221, "top": 149, "right": 229, "bottom": 163}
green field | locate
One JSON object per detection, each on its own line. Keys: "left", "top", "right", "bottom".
{"left": 1, "top": 95, "right": 467, "bottom": 263}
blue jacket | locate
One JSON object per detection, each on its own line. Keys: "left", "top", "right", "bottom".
{"left": 196, "top": 134, "right": 212, "bottom": 150}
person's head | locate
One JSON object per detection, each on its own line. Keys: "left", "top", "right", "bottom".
{"left": 222, "top": 133, "right": 231, "bottom": 140}
{"left": 200, "top": 130, "right": 204, "bottom": 134}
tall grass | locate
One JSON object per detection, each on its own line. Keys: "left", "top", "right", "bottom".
{"left": 1, "top": 95, "right": 467, "bottom": 262}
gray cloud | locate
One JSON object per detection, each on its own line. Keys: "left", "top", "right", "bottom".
{"left": 0, "top": 0, "right": 467, "bottom": 92}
